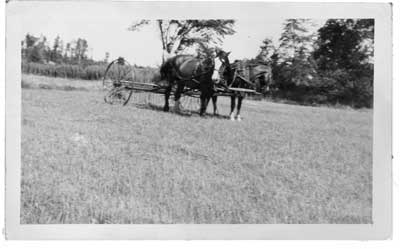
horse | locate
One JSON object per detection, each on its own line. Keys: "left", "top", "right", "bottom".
{"left": 159, "top": 49, "right": 215, "bottom": 116}
{"left": 213, "top": 49, "right": 271, "bottom": 121}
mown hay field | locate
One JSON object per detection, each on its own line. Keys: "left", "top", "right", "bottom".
{"left": 21, "top": 75, "right": 372, "bottom": 224}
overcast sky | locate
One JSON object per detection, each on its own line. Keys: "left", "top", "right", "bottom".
{"left": 17, "top": 2, "right": 326, "bottom": 67}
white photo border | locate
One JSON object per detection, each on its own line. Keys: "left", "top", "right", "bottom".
{"left": 5, "top": 1, "right": 392, "bottom": 240}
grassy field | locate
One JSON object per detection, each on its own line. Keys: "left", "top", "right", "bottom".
{"left": 21, "top": 76, "right": 372, "bottom": 224}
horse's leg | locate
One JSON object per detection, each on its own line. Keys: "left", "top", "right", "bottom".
{"left": 174, "top": 82, "right": 185, "bottom": 112}
{"left": 230, "top": 96, "right": 236, "bottom": 121}
{"left": 199, "top": 92, "right": 207, "bottom": 116}
{"left": 206, "top": 96, "right": 211, "bottom": 112}
{"left": 212, "top": 95, "right": 218, "bottom": 115}
{"left": 236, "top": 95, "right": 244, "bottom": 121}
{"left": 163, "top": 85, "right": 172, "bottom": 112}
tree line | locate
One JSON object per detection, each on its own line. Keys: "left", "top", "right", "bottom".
{"left": 21, "top": 34, "right": 110, "bottom": 65}
{"left": 128, "top": 18, "right": 374, "bottom": 108}
{"left": 256, "top": 19, "right": 374, "bottom": 108}
{"left": 22, "top": 18, "right": 374, "bottom": 108}
{"left": 21, "top": 34, "right": 119, "bottom": 80}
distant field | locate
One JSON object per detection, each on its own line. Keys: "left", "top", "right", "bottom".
{"left": 22, "top": 74, "right": 103, "bottom": 91}
{"left": 21, "top": 77, "right": 372, "bottom": 224}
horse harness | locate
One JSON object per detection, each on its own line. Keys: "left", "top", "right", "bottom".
{"left": 218, "top": 62, "right": 258, "bottom": 89}
{"left": 171, "top": 56, "right": 215, "bottom": 85}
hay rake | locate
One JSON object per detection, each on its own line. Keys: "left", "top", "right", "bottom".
{"left": 103, "top": 57, "right": 257, "bottom": 114}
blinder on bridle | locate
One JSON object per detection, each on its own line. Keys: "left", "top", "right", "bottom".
{"left": 215, "top": 49, "right": 231, "bottom": 63}
{"left": 215, "top": 49, "right": 234, "bottom": 86}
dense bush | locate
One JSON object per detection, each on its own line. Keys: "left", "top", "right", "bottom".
{"left": 269, "top": 68, "right": 373, "bottom": 108}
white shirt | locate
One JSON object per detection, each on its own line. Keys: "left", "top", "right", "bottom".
{"left": 162, "top": 50, "right": 175, "bottom": 62}
{"left": 162, "top": 37, "right": 184, "bottom": 62}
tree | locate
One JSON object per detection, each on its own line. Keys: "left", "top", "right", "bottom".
{"left": 104, "top": 52, "right": 110, "bottom": 64}
{"left": 24, "top": 34, "right": 38, "bottom": 48}
{"left": 74, "top": 38, "right": 89, "bottom": 64}
{"left": 355, "top": 19, "right": 374, "bottom": 63}
{"left": 277, "top": 19, "right": 316, "bottom": 63}
{"left": 314, "top": 19, "right": 362, "bottom": 70}
{"left": 273, "top": 19, "right": 318, "bottom": 89}
{"left": 313, "top": 19, "right": 374, "bottom": 107}
{"left": 128, "top": 20, "right": 236, "bottom": 62}
{"left": 50, "top": 35, "right": 64, "bottom": 63}
{"left": 255, "top": 37, "right": 275, "bottom": 63}
{"left": 21, "top": 34, "right": 49, "bottom": 63}
{"left": 21, "top": 34, "right": 38, "bottom": 61}
{"left": 37, "top": 36, "right": 50, "bottom": 62}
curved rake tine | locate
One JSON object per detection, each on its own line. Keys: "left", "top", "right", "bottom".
{"left": 123, "top": 90, "right": 133, "bottom": 106}
{"left": 149, "top": 93, "right": 154, "bottom": 106}
{"left": 189, "top": 98, "right": 193, "bottom": 111}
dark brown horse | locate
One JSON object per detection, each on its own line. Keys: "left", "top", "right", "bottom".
{"left": 160, "top": 53, "right": 215, "bottom": 116}
{"left": 214, "top": 49, "right": 271, "bottom": 121}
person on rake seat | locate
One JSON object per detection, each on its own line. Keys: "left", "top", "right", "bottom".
{"left": 162, "top": 41, "right": 180, "bottom": 62}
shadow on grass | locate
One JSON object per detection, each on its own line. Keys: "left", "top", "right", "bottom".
{"left": 133, "top": 103, "right": 230, "bottom": 120}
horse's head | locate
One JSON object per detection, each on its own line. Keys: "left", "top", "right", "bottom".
{"left": 214, "top": 48, "right": 234, "bottom": 85}
{"left": 215, "top": 48, "right": 231, "bottom": 65}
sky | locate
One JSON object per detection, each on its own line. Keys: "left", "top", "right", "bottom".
{"left": 17, "top": 2, "right": 326, "bottom": 67}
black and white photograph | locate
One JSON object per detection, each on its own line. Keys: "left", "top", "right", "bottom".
{"left": 4, "top": 1, "right": 393, "bottom": 240}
